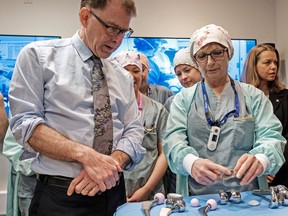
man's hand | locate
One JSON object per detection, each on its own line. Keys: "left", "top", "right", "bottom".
{"left": 78, "top": 148, "right": 122, "bottom": 193}
{"left": 110, "top": 150, "right": 131, "bottom": 169}
{"left": 191, "top": 158, "right": 231, "bottom": 185}
{"left": 67, "top": 169, "right": 100, "bottom": 196}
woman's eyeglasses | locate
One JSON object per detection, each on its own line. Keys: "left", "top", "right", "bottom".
{"left": 194, "top": 48, "right": 227, "bottom": 63}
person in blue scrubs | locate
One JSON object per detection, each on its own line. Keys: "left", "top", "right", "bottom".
{"left": 163, "top": 24, "right": 286, "bottom": 196}
{"left": 114, "top": 51, "right": 168, "bottom": 202}
{"left": 139, "top": 53, "right": 174, "bottom": 105}
{"left": 3, "top": 128, "right": 37, "bottom": 216}
{"left": 163, "top": 47, "right": 203, "bottom": 194}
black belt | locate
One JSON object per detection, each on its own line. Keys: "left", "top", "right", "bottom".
{"left": 37, "top": 173, "right": 123, "bottom": 191}
{"left": 37, "top": 174, "right": 73, "bottom": 189}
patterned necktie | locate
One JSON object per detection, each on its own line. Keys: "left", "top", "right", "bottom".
{"left": 91, "top": 56, "right": 113, "bottom": 155}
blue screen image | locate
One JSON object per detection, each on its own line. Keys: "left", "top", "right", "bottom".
{"left": 0, "top": 35, "right": 61, "bottom": 116}
{"left": 113, "top": 37, "right": 256, "bottom": 93}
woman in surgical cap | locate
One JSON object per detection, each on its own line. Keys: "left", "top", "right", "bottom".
{"left": 113, "top": 51, "right": 168, "bottom": 202}
{"left": 173, "top": 47, "right": 202, "bottom": 88}
{"left": 163, "top": 24, "right": 286, "bottom": 196}
{"left": 139, "top": 53, "right": 174, "bottom": 105}
{"left": 164, "top": 47, "right": 202, "bottom": 112}
{"left": 163, "top": 47, "right": 202, "bottom": 193}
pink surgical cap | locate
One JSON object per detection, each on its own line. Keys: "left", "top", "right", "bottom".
{"left": 139, "top": 54, "right": 150, "bottom": 70}
{"left": 114, "top": 51, "right": 142, "bottom": 71}
{"left": 190, "top": 24, "right": 234, "bottom": 61}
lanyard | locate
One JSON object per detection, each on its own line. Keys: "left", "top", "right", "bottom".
{"left": 147, "top": 85, "right": 151, "bottom": 97}
{"left": 138, "top": 91, "right": 143, "bottom": 112}
{"left": 201, "top": 77, "right": 239, "bottom": 127}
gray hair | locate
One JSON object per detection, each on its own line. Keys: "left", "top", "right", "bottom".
{"left": 80, "top": 0, "right": 136, "bottom": 16}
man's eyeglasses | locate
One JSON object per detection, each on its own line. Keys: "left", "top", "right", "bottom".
{"left": 194, "top": 48, "right": 227, "bottom": 63}
{"left": 90, "top": 11, "right": 134, "bottom": 38}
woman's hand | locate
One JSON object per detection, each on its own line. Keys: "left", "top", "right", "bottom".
{"left": 126, "top": 186, "right": 151, "bottom": 202}
{"left": 233, "top": 153, "right": 263, "bottom": 185}
{"left": 191, "top": 158, "right": 231, "bottom": 185}
{"left": 267, "top": 174, "right": 275, "bottom": 184}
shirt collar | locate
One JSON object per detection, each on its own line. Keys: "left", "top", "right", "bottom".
{"left": 71, "top": 31, "right": 94, "bottom": 62}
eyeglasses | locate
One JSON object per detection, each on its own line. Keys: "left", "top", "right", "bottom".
{"left": 194, "top": 48, "right": 227, "bottom": 63}
{"left": 90, "top": 11, "right": 134, "bottom": 38}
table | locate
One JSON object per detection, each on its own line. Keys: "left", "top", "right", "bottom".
{"left": 114, "top": 191, "right": 288, "bottom": 215}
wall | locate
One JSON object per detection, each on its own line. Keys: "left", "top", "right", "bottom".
{"left": 0, "top": 0, "right": 287, "bottom": 214}
{"left": 0, "top": 0, "right": 277, "bottom": 41}
{"left": 0, "top": 0, "right": 80, "bottom": 38}
{"left": 133, "top": 0, "right": 276, "bottom": 43}
{"left": 275, "top": 0, "right": 288, "bottom": 85}
{"left": 1, "top": 0, "right": 285, "bottom": 83}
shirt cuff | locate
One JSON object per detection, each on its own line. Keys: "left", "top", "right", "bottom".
{"left": 183, "top": 153, "right": 199, "bottom": 177}
{"left": 254, "top": 153, "right": 270, "bottom": 176}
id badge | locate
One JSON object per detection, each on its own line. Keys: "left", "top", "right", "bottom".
{"left": 207, "top": 126, "right": 221, "bottom": 151}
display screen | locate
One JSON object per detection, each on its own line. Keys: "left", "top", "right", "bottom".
{"left": 0, "top": 35, "right": 61, "bottom": 115}
{"left": 113, "top": 37, "right": 257, "bottom": 93}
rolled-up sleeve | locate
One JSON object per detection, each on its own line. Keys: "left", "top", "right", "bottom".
{"left": 109, "top": 62, "right": 146, "bottom": 171}
{"left": 114, "top": 88, "right": 145, "bottom": 170}
{"left": 9, "top": 44, "right": 46, "bottom": 151}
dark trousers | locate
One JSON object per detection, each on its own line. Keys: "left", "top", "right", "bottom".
{"left": 29, "top": 175, "right": 126, "bottom": 216}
